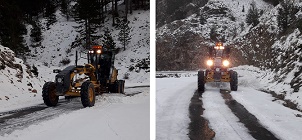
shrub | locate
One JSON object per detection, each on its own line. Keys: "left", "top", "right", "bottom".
{"left": 128, "top": 65, "right": 135, "bottom": 72}
{"left": 0, "top": 63, "right": 5, "bottom": 70}
{"left": 31, "top": 65, "right": 39, "bottom": 77}
{"left": 60, "top": 58, "right": 71, "bottom": 66}
{"left": 123, "top": 73, "right": 130, "bottom": 79}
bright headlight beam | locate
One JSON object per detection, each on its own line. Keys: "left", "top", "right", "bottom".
{"left": 96, "top": 50, "right": 101, "bottom": 54}
{"left": 223, "top": 60, "right": 230, "bottom": 67}
{"left": 207, "top": 60, "right": 214, "bottom": 66}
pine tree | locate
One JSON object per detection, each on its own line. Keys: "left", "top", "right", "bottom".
{"left": 102, "top": 28, "right": 116, "bottom": 50}
{"left": 45, "top": 0, "right": 57, "bottom": 30}
{"left": 30, "top": 20, "right": 43, "bottom": 48}
{"left": 277, "top": 0, "right": 299, "bottom": 32}
{"left": 209, "top": 26, "right": 218, "bottom": 41}
{"left": 200, "top": 15, "right": 206, "bottom": 25}
{"left": 60, "top": 0, "right": 70, "bottom": 20}
{"left": 31, "top": 64, "right": 39, "bottom": 77}
{"left": 118, "top": 19, "right": 131, "bottom": 51}
{"left": 73, "top": 0, "right": 102, "bottom": 49}
{"left": 242, "top": 5, "right": 245, "bottom": 12}
{"left": 246, "top": 1, "right": 259, "bottom": 27}
{"left": 0, "top": 0, "right": 28, "bottom": 56}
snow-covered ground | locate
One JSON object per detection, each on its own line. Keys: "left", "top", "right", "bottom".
{"left": 1, "top": 87, "right": 150, "bottom": 140}
{"left": 202, "top": 88, "right": 254, "bottom": 140}
{"left": 233, "top": 65, "right": 302, "bottom": 110}
{"left": 156, "top": 67, "right": 302, "bottom": 140}
{"left": 156, "top": 76, "right": 196, "bottom": 140}
{"left": 231, "top": 87, "right": 302, "bottom": 140}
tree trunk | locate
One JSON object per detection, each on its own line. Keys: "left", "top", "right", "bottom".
{"left": 125, "top": 0, "right": 128, "bottom": 19}
{"left": 101, "top": 0, "right": 104, "bottom": 23}
{"left": 112, "top": 0, "right": 115, "bottom": 25}
{"left": 130, "top": 0, "right": 132, "bottom": 14}
{"left": 115, "top": 0, "right": 118, "bottom": 16}
{"left": 124, "top": 33, "right": 126, "bottom": 51}
{"left": 105, "top": 0, "right": 107, "bottom": 13}
{"left": 85, "top": 19, "right": 89, "bottom": 49}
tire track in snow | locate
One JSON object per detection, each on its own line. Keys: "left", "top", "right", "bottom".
{"left": 202, "top": 88, "right": 255, "bottom": 140}
{"left": 0, "top": 99, "right": 82, "bottom": 135}
{"left": 220, "top": 89, "right": 279, "bottom": 140}
{"left": 188, "top": 90, "right": 215, "bottom": 140}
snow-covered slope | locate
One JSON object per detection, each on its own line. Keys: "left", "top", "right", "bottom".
{"left": 0, "top": 45, "right": 43, "bottom": 112}
{"left": 231, "top": 1, "right": 302, "bottom": 102}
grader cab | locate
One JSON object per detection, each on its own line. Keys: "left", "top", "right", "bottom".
{"left": 42, "top": 45, "right": 125, "bottom": 107}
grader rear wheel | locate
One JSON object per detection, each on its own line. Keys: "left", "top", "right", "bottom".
{"left": 116, "top": 80, "right": 125, "bottom": 94}
{"left": 230, "top": 71, "right": 238, "bottom": 91}
{"left": 80, "top": 81, "right": 96, "bottom": 107}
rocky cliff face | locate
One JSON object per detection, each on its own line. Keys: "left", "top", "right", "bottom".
{"left": 156, "top": 0, "right": 208, "bottom": 28}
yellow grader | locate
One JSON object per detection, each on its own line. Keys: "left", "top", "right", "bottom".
{"left": 198, "top": 42, "right": 238, "bottom": 95}
{"left": 42, "top": 45, "right": 125, "bottom": 107}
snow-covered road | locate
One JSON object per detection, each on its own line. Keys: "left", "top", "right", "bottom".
{"left": 202, "top": 87, "right": 255, "bottom": 140}
{"left": 156, "top": 77, "right": 196, "bottom": 140}
{"left": 0, "top": 87, "right": 150, "bottom": 140}
{"left": 157, "top": 71, "right": 302, "bottom": 140}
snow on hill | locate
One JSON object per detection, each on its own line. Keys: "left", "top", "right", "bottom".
{"left": 157, "top": 0, "right": 272, "bottom": 44}
{"left": 0, "top": 45, "right": 43, "bottom": 112}
{"left": 231, "top": 1, "right": 302, "bottom": 108}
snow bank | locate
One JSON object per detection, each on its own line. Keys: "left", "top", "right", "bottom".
{"left": 233, "top": 65, "right": 302, "bottom": 111}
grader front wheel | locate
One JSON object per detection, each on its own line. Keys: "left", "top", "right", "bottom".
{"left": 42, "top": 82, "right": 59, "bottom": 107}
{"left": 80, "top": 81, "right": 96, "bottom": 107}
{"left": 198, "top": 71, "right": 205, "bottom": 95}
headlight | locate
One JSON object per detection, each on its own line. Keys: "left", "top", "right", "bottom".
{"left": 223, "top": 60, "right": 230, "bottom": 67}
{"left": 206, "top": 60, "right": 214, "bottom": 66}
{"left": 57, "top": 78, "right": 63, "bottom": 83}
{"left": 96, "top": 50, "right": 102, "bottom": 54}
